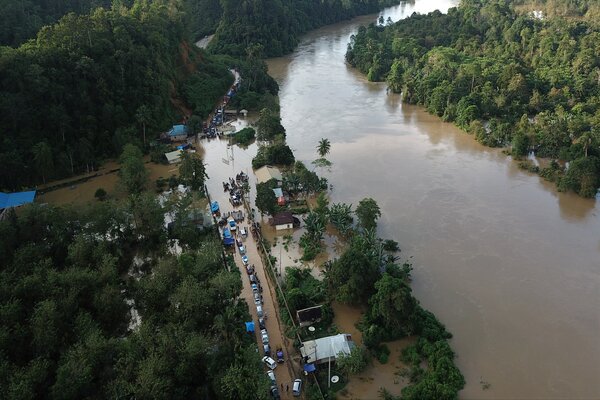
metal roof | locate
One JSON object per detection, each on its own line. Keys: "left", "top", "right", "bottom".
{"left": 300, "top": 334, "right": 354, "bottom": 364}
{"left": 169, "top": 124, "right": 187, "bottom": 136}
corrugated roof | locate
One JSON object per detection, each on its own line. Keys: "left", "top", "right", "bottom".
{"left": 254, "top": 166, "right": 282, "bottom": 184}
{"left": 165, "top": 150, "right": 182, "bottom": 163}
{"left": 0, "top": 191, "right": 36, "bottom": 209}
{"left": 300, "top": 334, "right": 354, "bottom": 364}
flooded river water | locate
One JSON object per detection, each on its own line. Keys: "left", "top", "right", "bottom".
{"left": 265, "top": 1, "right": 600, "bottom": 398}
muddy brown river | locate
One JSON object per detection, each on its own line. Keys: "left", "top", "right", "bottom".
{"left": 263, "top": 1, "right": 600, "bottom": 398}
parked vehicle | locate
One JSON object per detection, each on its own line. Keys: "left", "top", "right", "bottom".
{"left": 262, "top": 356, "right": 277, "bottom": 370}
{"left": 229, "top": 219, "right": 237, "bottom": 231}
{"left": 266, "top": 370, "right": 276, "bottom": 385}
{"left": 263, "top": 344, "right": 271, "bottom": 356}
{"left": 260, "top": 329, "right": 269, "bottom": 345}
{"left": 269, "top": 385, "right": 280, "bottom": 400}
{"left": 254, "top": 292, "right": 262, "bottom": 306}
{"left": 249, "top": 274, "right": 257, "bottom": 284}
{"left": 258, "top": 317, "right": 266, "bottom": 330}
{"left": 256, "top": 305, "right": 264, "bottom": 318}
{"left": 240, "top": 227, "right": 247, "bottom": 238}
{"left": 238, "top": 243, "right": 246, "bottom": 255}
{"left": 251, "top": 283, "right": 259, "bottom": 293}
{"left": 246, "top": 265, "right": 254, "bottom": 275}
{"left": 292, "top": 379, "right": 302, "bottom": 397}
{"left": 241, "top": 255, "right": 249, "bottom": 266}
{"left": 276, "top": 348, "right": 284, "bottom": 363}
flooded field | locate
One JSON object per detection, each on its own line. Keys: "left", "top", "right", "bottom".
{"left": 38, "top": 157, "right": 178, "bottom": 206}
{"left": 267, "top": 1, "right": 600, "bottom": 398}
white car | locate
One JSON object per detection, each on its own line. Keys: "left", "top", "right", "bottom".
{"left": 254, "top": 292, "right": 262, "bottom": 306}
{"left": 241, "top": 255, "right": 249, "bottom": 266}
{"left": 262, "top": 356, "right": 277, "bottom": 370}
{"left": 266, "top": 370, "right": 276, "bottom": 385}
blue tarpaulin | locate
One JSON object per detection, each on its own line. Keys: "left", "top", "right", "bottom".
{"left": 168, "top": 124, "right": 187, "bottom": 137}
{"left": 245, "top": 321, "right": 255, "bottom": 333}
{"left": 0, "top": 191, "right": 36, "bottom": 210}
{"left": 223, "top": 228, "right": 232, "bottom": 239}
{"left": 303, "top": 363, "right": 316, "bottom": 373}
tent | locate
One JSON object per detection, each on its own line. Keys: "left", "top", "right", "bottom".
{"left": 0, "top": 191, "right": 36, "bottom": 210}
{"left": 245, "top": 321, "right": 255, "bottom": 333}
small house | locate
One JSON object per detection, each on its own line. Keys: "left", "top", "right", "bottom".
{"left": 269, "top": 211, "right": 295, "bottom": 230}
{"left": 255, "top": 165, "right": 283, "bottom": 185}
{"left": 168, "top": 124, "right": 188, "bottom": 141}
{"left": 165, "top": 150, "right": 183, "bottom": 164}
{"left": 300, "top": 334, "right": 355, "bottom": 364}
{"left": 272, "top": 188, "right": 285, "bottom": 206}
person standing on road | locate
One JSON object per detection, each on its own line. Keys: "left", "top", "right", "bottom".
{"left": 286, "top": 384, "right": 289, "bottom": 392}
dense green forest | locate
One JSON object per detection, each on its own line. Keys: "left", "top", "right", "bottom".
{"left": 209, "top": 0, "right": 406, "bottom": 57}
{"left": 0, "top": 200, "right": 270, "bottom": 399}
{"left": 346, "top": 0, "right": 600, "bottom": 197}
{"left": 0, "top": 0, "right": 115, "bottom": 47}
{"left": 514, "top": 0, "right": 600, "bottom": 19}
{"left": 0, "top": 0, "right": 235, "bottom": 190}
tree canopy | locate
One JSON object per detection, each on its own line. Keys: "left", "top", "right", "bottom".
{"left": 346, "top": 0, "right": 600, "bottom": 197}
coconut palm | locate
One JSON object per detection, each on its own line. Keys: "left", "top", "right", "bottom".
{"left": 317, "top": 138, "right": 331, "bottom": 158}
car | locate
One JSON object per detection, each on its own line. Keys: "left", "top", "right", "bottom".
{"left": 260, "top": 329, "right": 269, "bottom": 345}
{"left": 269, "top": 385, "right": 280, "bottom": 400}
{"left": 266, "top": 370, "right": 276, "bottom": 385}
{"left": 249, "top": 274, "right": 257, "bottom": 284}
{"left": 240, "top": 227, "right": 247, "bottom": 238}
{"left": 292, "top": 379, "right": 302, "bottom": 397}
{"left": 254, "top": 292, "right": 262, "bottom": 305}
{"left": 258, "top": 317, "right": 266, "bottom": 330}
{"left": 246, "top": 264, "right": 254, "bottom": 275}
{"left": 256, "top": 305, "right": 264, "bottom": 318}
{"left": 251, "top": 283, "right": 259, "bottom": 293}
{"left": 276, "top": 348, "right": 284, "bottom": 363}
{"left": 238, "top": 244, "right": 246, "bottom": 255}
{"left": 262, "top": 356, "right": 277, "bottom": 370}
{"left": 263, "top": 343, "right": 271, "bottom": 356}
{"left": 241, "top": 255, "right": 249, "bottom": 266}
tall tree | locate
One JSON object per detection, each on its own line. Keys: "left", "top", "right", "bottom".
{"left": 135, "top": 105, "right": 152, "bottom": 147}
{"left": 32, "top": 141, "right": 54, "bottom": 183}
{"left": 355, "top": 198, "right": 381, "bottom": 231}
{"left": 119, "top": 144, "right": 148, "bottom": 195}
{"left": 179, "top": 152, "right": 208, "bottom": 191}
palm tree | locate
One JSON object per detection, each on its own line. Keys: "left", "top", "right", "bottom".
{"left": 575, "top": 131, "right": 599, "bottom": 158}
{"left": 32, "top": 141, "right": 54, "bottom": 183}
{"left": 135, "top": 105, "right": 151, "bottom": 146}
{"left": 317, "top": 138, "right": 331, "bottom": 158}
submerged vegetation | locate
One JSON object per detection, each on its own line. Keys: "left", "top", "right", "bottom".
{"left": 346, "top": 0, "right": 600, "bottom": 197}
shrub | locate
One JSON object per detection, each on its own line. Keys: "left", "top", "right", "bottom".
{"left": 94, "top": 188, "right": 107, "bottom": 201}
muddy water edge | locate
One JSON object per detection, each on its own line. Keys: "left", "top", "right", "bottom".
{"left": 264, "top": 1, "right": 600, "bottom": 399}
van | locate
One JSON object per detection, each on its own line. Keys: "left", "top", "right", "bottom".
{"left": 292, "top": 379, "right": 302, "bottom": 397}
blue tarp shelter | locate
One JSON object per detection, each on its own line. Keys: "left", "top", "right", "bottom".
{"left": 245, "top": 321, "right": 255, "bottom": 333}
{"left": 0, "top": 191, "right": 36, "bottom": 210}
{"left": 168, "top": 124, "right": 187, "bottom": 139}
{"left": 223, "top": 227, "right": 232, "bottom": 239}
{"left": 303, "top": 363, "right": 316, "bottom": 373}
{"left": 223, "top": 237, "right": 235, "bottom": 246}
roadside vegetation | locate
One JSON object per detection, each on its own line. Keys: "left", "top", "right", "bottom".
{"left": 346, "top": 0, "right": 600, "bottom": 197}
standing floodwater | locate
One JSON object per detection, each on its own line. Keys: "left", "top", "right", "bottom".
{"left": 266, "top": 1, "right": 600, "bottom": 398}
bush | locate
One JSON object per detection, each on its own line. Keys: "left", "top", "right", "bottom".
{"left": 234, "top": 127, "right": 256, "bottom": 146}
{"left": 94, "top": 188, "right": 107, "bottom": 201}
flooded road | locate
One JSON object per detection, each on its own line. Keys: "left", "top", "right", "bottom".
{"left": 266, "top": 1, "right": 600, "bottom": 398}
